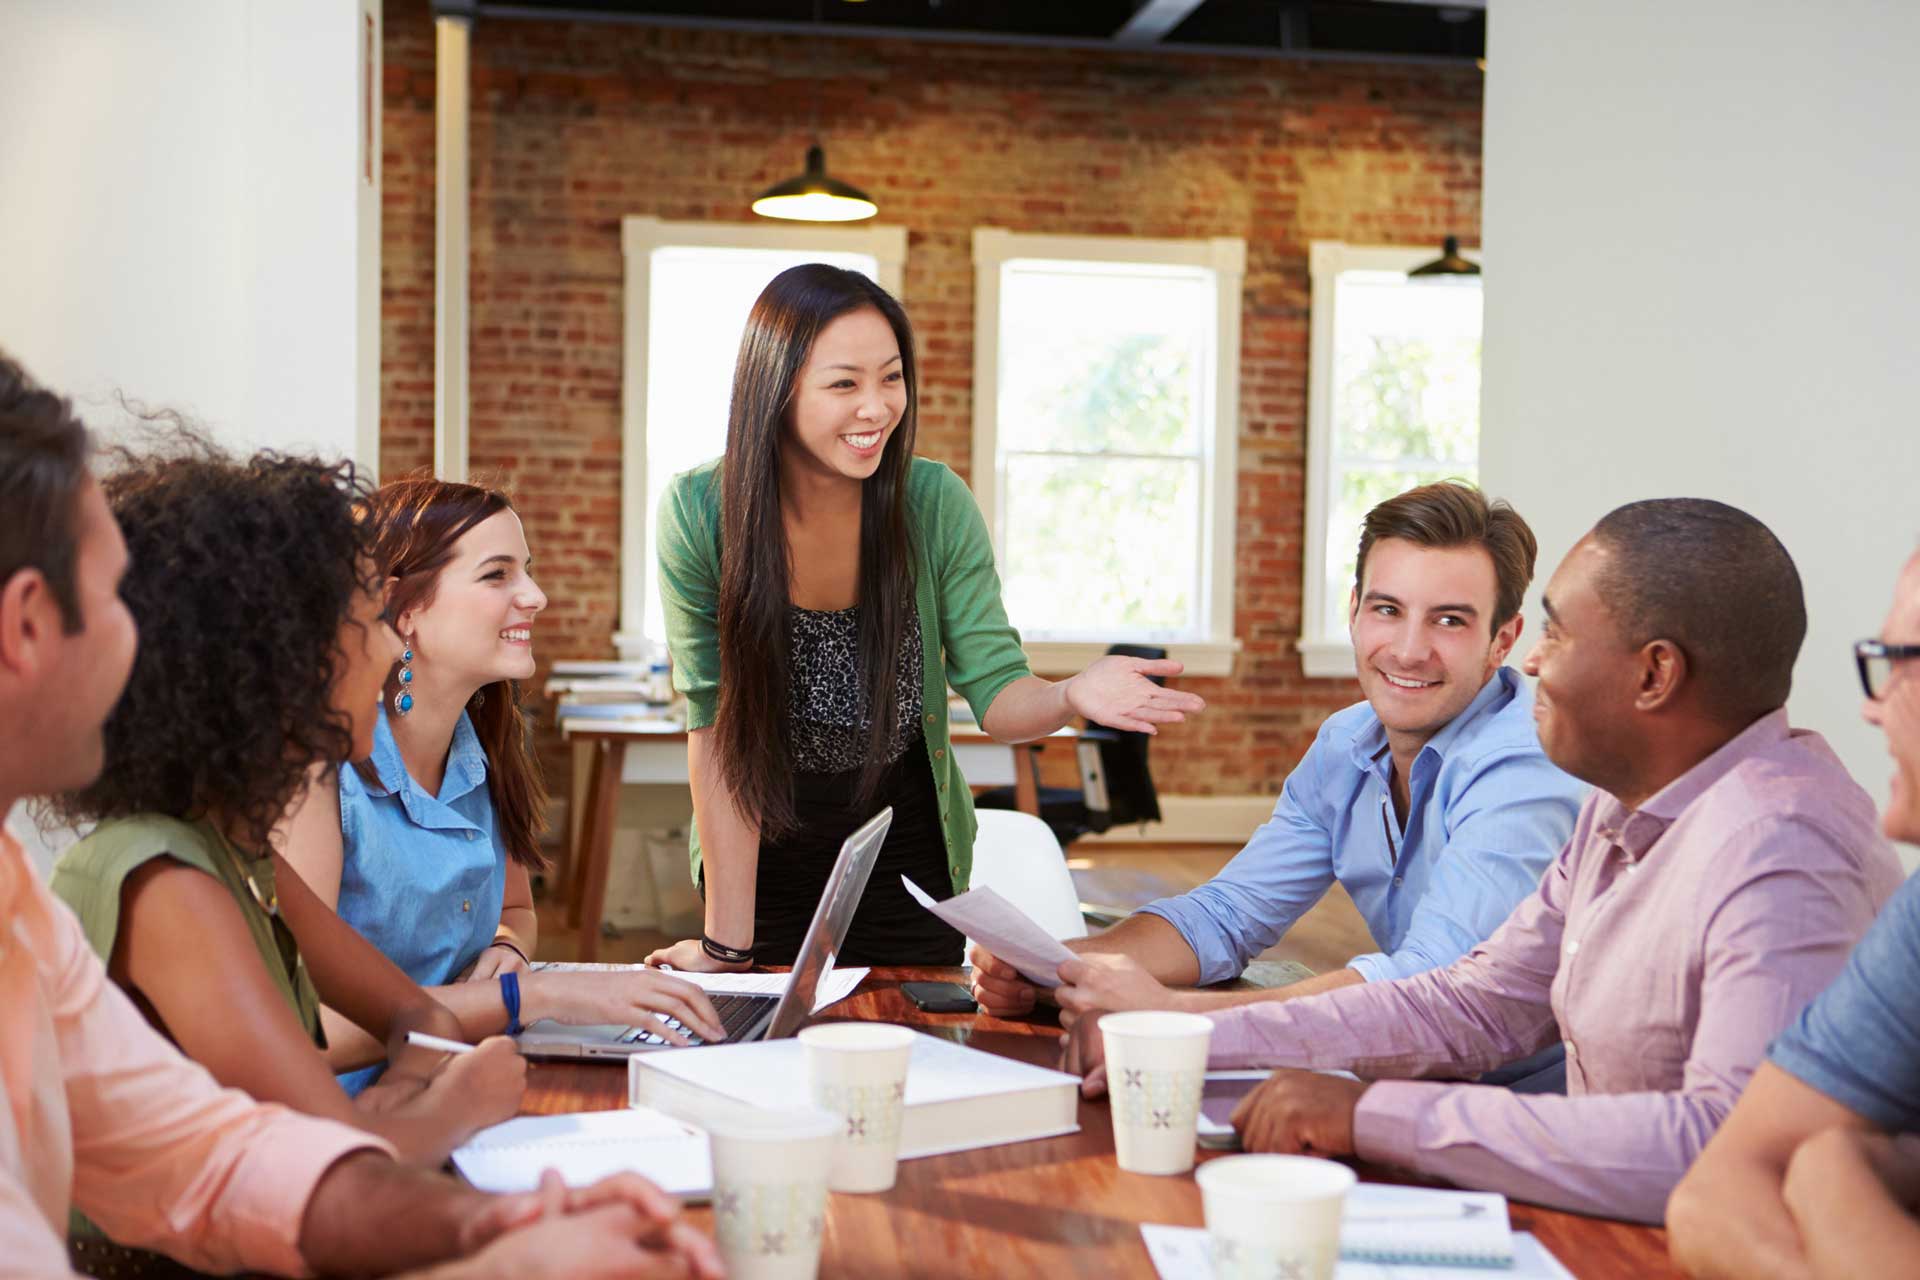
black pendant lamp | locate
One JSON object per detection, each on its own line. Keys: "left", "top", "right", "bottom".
{"left": 1408, "top": 235, "right": 1480, "bottom": 281}
{"left": 752, "top": 143, "right": 878, "bottom": 223}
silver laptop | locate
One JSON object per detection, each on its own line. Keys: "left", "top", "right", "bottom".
{"left": 518, "top": 807, "right": 892, "bottom": 1059}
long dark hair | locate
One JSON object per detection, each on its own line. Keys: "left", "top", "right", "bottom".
{"left": 715, "top": 264, "right": 919, "bottom": 838}
{"left": 54, "top": 435, "right": 378, "bottom": 852}
{"left": 352, "top": 476, "right": 550, "bottom": 870}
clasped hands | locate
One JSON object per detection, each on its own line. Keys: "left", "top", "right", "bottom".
{"left": 971, "top": 944, "right": 1370, "bottom": 1158}
{"left": 458, "top": 1169, "right": 724, "bottom": 1280}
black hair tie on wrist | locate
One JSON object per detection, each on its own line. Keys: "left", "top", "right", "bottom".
{"left": 701, "top": 934, "right": 754, "bottom": 965}
{"left": 490, "top": 938, "right": 532, "bottom": 967}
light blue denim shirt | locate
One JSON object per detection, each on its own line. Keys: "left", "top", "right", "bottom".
{"left": 1140, "top": 666, "right": 1587, "bottom": 984}
{"left": 336, "top": 705, "right": 505, "bottom": 1093}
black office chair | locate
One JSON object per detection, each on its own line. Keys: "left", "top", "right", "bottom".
{"left": 974, "top": 644, "right": 1165, "bottom": 848}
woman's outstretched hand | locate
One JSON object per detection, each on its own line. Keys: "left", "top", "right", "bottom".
{"left": 1064, "top": 655, "right": 1206, "bottom": 734}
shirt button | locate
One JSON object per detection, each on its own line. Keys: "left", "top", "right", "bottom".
{"left": 1566, "top": 940, "right": 1580, "bottom": 956}
{"left": 934, "top": 748, "right": 945, "bottom": 760}
{"left": 465, "top": 830, "right": 477, "bottom": 840}
{"left": 925, "top": 713, "right": 935, "bottom": 723}
{"left": 462, "top": 900, "right": 472, "bottom": 912}
{"left": 1392, "top": 876, "right": 1404, "bottom": 886}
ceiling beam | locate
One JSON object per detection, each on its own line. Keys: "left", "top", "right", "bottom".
{"left": 1113, "top": 0, "right": 1208, "bottom": 45}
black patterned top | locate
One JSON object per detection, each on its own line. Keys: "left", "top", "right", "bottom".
{"left": 788, "top": 605, "right": 924, "bottom": 774}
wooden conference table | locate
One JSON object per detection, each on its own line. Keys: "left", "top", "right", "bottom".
{"left": 562, "top": 723, "right": 1072, "bottom": 961}
{"left": 521, "top": 967, "right": 1680, "bottom": 1279}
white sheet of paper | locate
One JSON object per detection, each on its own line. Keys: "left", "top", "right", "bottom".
{"left": 533, "top": 962, "right": 868, "bottom": 1013}
{"left": 452, "top": 1107, "right": 711, "bottom": 1198}
{"left": 1138, "top": 1225, "right": 1576, "bottom": 1280}
{"left": 901, "top": 875, "right": 1077, "bottom": 987}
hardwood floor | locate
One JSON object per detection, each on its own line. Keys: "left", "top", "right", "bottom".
{"left": 531, "top": 841, "right": 1375, "bottom": 978}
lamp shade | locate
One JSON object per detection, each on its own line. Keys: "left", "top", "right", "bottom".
{"left": 1408, "top": 235, "right": 1481, "bottom": 280}
{"left": 751, "top": 144, "right": 878, "bottom": 222}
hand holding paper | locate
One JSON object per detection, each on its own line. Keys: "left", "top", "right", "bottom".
{"left": 902, "top": 876, "right": 1076, "bottom": 987}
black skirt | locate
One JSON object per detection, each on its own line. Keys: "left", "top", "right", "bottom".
{"left": 748, "top": 733, "right": 963, "bottom": 967}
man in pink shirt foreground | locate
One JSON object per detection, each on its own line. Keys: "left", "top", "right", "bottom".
{"left": 0, "top": 354, "right": 722, "bottom": 1279}
{"left": 1069, "top": 498, "right": 1902, "bottom": 1223}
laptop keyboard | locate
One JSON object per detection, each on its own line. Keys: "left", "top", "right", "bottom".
{"left": 621, "top": 992, "right": 777, "bottom": 1048}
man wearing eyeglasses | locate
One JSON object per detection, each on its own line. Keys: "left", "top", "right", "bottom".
{"left": 1668, "top": 556, "right": 1920, "bottom": 1279}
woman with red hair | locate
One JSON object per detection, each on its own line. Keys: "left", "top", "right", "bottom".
{"left": 282, "top": 477, "right": 724, "bottom": 1092}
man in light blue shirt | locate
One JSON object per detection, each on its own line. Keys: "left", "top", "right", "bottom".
{"left": 972, "top": 481, "right": 1586, "bottom": 1024}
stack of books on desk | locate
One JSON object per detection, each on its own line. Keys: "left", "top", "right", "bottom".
{"left": 629, "top": 1030, "right": 1080, "bottom": 1158}
{"left": 546, "top": 659, "right": 682, "bottom": 731}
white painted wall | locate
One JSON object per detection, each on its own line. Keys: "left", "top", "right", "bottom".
{"left": 1479, "top": 0, "right": 1920, "bottom": 869}
{"left": 0, "top": 0, "right": 381, "bottom": 466}
{"left": 0, "top": 1, "right": 382, "bottom": 874}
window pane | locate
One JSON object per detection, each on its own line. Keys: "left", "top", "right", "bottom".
{"left": 1000, "top": 262, "right": 1209, "bottom": 455}
{"left": 643, "top": 247, "right": 876, "bottom": 643}
{"left": 1000, "top": 454, "right": 1200, "bottom": 638}
{"left": 1322, "top": 466, "right": 1462, "bottom": 641}
{"left": 1332, "top": 277, "right": 1480, "bottom": 466}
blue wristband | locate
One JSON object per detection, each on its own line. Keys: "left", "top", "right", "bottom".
{"left": 500, "top": 971, "right": 523, "bottom": 1035}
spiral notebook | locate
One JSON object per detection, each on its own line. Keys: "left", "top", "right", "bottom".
{"left": 1140, "top": 1224, "right": 1574, "bottom": 1280}
{"left": 450, "top": 1107, "right": 712, "bottom": 1200}
{"left": 1341, "top": 1185, "right": 1513, "bottom": 1266}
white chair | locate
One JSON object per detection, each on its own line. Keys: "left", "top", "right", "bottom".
{"left": 965, "top": 808, "right": 1088, "bottom": 942}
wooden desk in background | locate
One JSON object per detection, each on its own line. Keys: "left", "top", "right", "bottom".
{"left": 520, "top": 967, "right": 1680, "bottom": 1278}
{"left": 560, "top": 722, "right": 1071, "bottom": 961}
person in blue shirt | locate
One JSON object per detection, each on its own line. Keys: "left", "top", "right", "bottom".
{"left": 1667, "top": 550, "right": 1920, "bottom": 1280}
{"left": 972, "top": 481, "right": 1587, "bottom": 1037}
{"left": 282, "top": 477, "right": 726, "bottom": 1093}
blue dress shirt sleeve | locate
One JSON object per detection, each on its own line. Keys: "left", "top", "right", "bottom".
{"left": 1347, "top": 748, "right": 1583, "bottom": 983}
{"left": 1137, "top": 730, "right": 1339, "bottom": 984}
{"left": 1768, "top": 869, "right": 1920, "bottom": 1133}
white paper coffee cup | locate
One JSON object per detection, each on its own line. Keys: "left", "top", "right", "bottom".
{"left": 1098, "top": 1010, "right": 1213, "bottom": 1175}
{"left": 704, "top": 1107, "right": 841, "bottom": 1280}
{"left": 1197, "top": 1153, "right": 1356, "bottom": 1280}
{"left": 799, "top": 1022, "right": 916, "bottom": 1193}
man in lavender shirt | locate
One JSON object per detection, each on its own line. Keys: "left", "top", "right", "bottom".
{"left": 1069, "top": 499, "right": 1903, "bottom": 1224}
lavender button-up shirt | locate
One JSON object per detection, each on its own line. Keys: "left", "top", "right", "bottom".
{"left": 1204, "top": 710, "right": 1902, "bottom": 1223}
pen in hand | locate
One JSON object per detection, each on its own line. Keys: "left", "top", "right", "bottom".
{"left": 405, "top": 1030, "right": 477, "bottom": 1055}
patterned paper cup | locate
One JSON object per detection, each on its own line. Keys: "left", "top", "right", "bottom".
{"left": 1197, "top": 1154, "right": 1356, "bottom": 1280}
{"left": 799, "top": 1022, "right": 917, "bottom": 1193}
{"left": 704, "top": 1107, "right": 842, "bottom": 1280}
{"left": 1098, "top": 1010, "right": 1214, "bottom": 1175}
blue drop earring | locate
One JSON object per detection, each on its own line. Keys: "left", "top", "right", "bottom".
{"left": 394, "top": 638, "right": 416, "bottom": 717}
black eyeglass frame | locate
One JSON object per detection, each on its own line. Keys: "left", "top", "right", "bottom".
{"left": 1855, "top": 639, "right": 1920, "bottom": 701}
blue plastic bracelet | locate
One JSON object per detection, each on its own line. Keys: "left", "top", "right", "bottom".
{"left": 500, "top": 971, "right": 523, "bottom": 1035}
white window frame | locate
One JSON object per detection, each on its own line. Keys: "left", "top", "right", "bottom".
{"left": 970, "top": 227, "right": 1245, "bottom": 677}
{"left": 616, "top": 216, "right": 908, "bottom": 661}
{"left": 1299, "top": 240, "right": 1484, "bottom": 678}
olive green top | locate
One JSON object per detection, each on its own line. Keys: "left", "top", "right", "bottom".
{"left": 657, "top": 456, "right": 1033, "bottom": 894}
{"left": 50, "top": 814, "right": 323, "bottom": 1046}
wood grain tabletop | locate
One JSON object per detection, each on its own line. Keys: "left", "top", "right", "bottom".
{"left": 520, "top": 967, "right": 1680, "bottom": 1280}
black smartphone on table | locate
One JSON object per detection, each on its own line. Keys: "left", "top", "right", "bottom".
{"left": 901, "top": 980, "right": 977, "bottom": 1013}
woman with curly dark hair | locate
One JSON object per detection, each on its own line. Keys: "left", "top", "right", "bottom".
{"left": 46, "top": 440, "right": 526, "bottom": 1188}
{"left": 279, "top": 477, "right": 724, "bottom": 1092}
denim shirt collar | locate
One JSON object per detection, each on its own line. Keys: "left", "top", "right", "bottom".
{"left": 360, "top": 705, "right": 488, "bottom": 815}
{"left": 1346, "top": 664, "right": 1520, "bottom": 781}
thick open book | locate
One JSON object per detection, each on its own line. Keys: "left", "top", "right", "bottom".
{"left": 629, "top": 1030, "right": 1080, "bottom": 1158}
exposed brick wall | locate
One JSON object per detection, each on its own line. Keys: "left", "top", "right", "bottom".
{"left": 380, "top": 0, "right": 1483, "bottom": 803}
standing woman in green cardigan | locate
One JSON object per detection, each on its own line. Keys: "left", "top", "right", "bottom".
{"left": 646, "top": 264, "right": 1205, "bottom": 972}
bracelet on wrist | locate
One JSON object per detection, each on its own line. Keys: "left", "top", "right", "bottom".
{"left": 489, "top": 938, "right": 532, "bottom": 967}
{"left": 700, "top": 933, "right": 754, "bottom": 965}
{"left": 499, "top": 971, "right": 523, "bottom": 1034}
